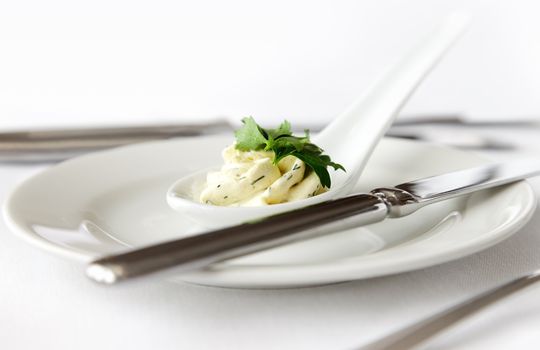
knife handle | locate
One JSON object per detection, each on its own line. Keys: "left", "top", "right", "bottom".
{"left": 87, "top": 194, "right": 388, "bottom": 284}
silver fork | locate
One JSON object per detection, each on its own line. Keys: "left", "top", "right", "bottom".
{"left": 360, "top": 271, "right": 540, "bottom": 350}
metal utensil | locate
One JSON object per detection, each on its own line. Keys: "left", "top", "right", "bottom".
{"left": 386, "top": 128, "right": 515, "bottom": 150}
{"left": 0, "top": 119, "right": 232, "bottom": 163}
{"left": 1, "top": 113, "right": 533, "bottom": 163}
{"left": 359, "top": 271, "right": 540, "bottom": 350}
{"left": 394, "top": 114, "right": 540, "bottom": 127}
{"left": 86, "top": 159, "right": 540, "bottom": 284}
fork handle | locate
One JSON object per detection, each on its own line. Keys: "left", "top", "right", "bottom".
{"left": 361, "top": 271, "right": 540, "bottom": 350}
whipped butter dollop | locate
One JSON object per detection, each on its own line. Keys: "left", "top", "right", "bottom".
{"left": 199, "top": 144, "right": 326, "bottom": 206}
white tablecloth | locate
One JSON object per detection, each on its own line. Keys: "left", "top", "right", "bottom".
{"left": 2, "top": 1, "right": 540, "bottom": 348}
{"left": 1, "top": 126, "right": 539, "bottom": 350}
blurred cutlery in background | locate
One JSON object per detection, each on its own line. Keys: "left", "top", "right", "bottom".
{"left": 385, "top": 128, "right": 515, "bottom": 150}
{"left": 360, "top": 270, "right": 540, "bottom": 350}
{"left": 0, "top": 114, "right": 534, "bottom": 163}
{"left": 394, "top": 113, "right": 540, "bottom": 127}
{"left": 0, "top": 119, "right": 232, "bottom": 163}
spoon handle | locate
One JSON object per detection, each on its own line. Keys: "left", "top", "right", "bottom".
{"left": 316, "top": 13, "right": 470, "bottom": 187}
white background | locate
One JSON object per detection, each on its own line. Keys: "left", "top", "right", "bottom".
{"left": 2, "top": 1, "right": 540, "bottom": 349}
{"left": 0, "top": 0, "right": 540, "bottom": 129}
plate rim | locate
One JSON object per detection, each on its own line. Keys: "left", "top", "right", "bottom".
{"left": 2, "top": 136, "right": 537, "bottom": 287}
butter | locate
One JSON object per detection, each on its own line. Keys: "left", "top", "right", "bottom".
{"left": 199, "top": 144, "right": 325, "bottom": 206}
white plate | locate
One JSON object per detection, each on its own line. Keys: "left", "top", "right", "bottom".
{"left": 3, "top": 135, "right": 537, "bottom": 288}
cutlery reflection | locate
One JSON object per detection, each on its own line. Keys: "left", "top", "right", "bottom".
{"left": 86, "top": 159, "right": 540, "bottom": 285}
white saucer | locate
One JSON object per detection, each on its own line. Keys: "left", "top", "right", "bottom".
{"left": 3, "top": 135, "right": 536, "bottom": 288}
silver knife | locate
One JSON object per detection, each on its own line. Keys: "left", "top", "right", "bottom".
{"left": 86, "top": 160, "right": 540, "bottom": 284}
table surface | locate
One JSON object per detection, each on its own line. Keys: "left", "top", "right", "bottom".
{"left": 1, "top": 123, "right": 539, "bottom": 350}
{"left": 2, "top": 1, "right": 540, "bottom": 348}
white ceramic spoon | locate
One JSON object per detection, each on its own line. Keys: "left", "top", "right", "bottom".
{"left": 167, "top": 13, "right": 470, "bottom": 228}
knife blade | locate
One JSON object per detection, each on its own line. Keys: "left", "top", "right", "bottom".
{"left": 87, "top": 159, "right": 539, "bottom": 284}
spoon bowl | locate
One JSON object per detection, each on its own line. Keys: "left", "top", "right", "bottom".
{"left": 167, "top": 13, "right": 470, "bottom": 228}
{"left": 167, "top": 165, "right": 350, "bottom": 227}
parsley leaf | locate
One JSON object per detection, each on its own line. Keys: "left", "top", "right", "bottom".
{"left": 266, "top": 120, "right": 291, "bottom": 140}
{"left": 234, "top": 117, "right": 345, "bottom": 188}
{"left": 234, "top": 117, "right": 267, "bottom": 151}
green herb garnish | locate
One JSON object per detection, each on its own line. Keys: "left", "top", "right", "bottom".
{"left": 234, "top": 117, "right": 345, "bottom": 188}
